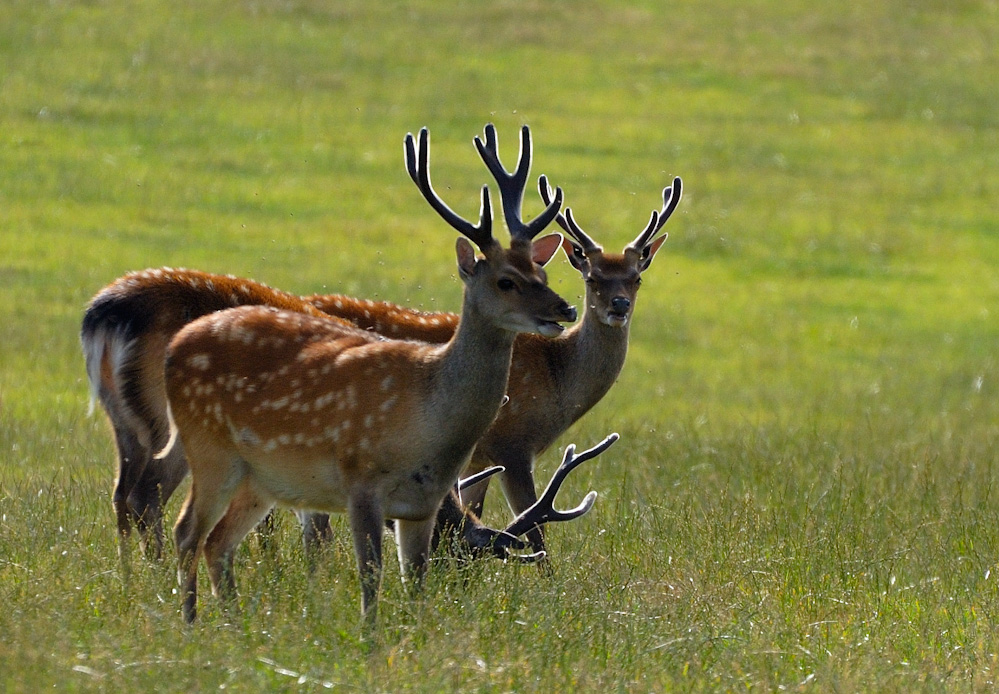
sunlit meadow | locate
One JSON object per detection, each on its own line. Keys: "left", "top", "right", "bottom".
{"left": 2, "top": 0, "right": 999, "bottom": 690}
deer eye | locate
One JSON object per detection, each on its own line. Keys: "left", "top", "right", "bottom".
{"left": 497, "top": 278, "right": 516, "bottom": 291}
{"left": 635, "top": 277, "right": 642, "bottom": 287}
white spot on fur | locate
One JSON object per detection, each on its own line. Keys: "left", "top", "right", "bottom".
{"left": 188, "top": 354, "right": 212, "bottom": 371}
{"left": 238, "top": 427, "right": 260, "bottom": 447}
{"left": 323, "top": 425, "right": 341, "bottom": 443}
{"left": 379, "top": 396, "right": 397, "bottom": 413}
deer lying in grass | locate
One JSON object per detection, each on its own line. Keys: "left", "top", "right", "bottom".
{"left": 160, "top": 124, "right": 580, "bottom": 622}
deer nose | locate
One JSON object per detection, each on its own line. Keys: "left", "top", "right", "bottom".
{"left": 561, "top": 304, "right": 578, "bottom": 322}
{"left": 610, "top": 297, "right": 631, "bottom": 315}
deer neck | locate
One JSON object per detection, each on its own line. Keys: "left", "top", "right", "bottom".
{"left": 556, "top": 298, "right": 631, "bottom": 412}
{"left": 429, "top": 295, "right": 518, "bottom": 442}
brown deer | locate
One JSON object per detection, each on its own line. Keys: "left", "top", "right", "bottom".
{"left": 84, "top": 140, "right": 680, "bottom": 562}
{"left": 161, "top": 124, "right": 578, "bottom": 623}
{"left": 83, "top": 176, "right": 681, "bottom": 560}
{"left": 81, "top": 271, "right": 353, "bottom": 560}
{"left": 83, "top": 267, "right": 556, "bottom": 560}
{"left": 454, "top": 174, "right": 681, "bottom": 549}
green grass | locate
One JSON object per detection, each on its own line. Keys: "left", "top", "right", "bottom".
{"left": 3, "top": 0, "right": 999, "bottom": 690}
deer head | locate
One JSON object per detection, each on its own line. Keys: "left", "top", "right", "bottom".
{"left": 540, "top": 175, "right": 682, "bottom": 328}
{"left": 406, "top": 125, "right": 576, "bottom": 337}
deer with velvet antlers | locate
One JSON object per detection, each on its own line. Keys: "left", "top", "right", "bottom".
{"left": 160, "top": 124, "right": 583, "bottom": 623}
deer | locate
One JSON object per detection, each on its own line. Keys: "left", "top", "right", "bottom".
{"left": 84, "top": 130, "right": 681, "bottom": 561}
{"left": 83, "top": 175, "right": 681, "bottom": 561}
{"left": 453, "top": 174, "right": 681, "bottom": 549}
{"left": 84, "top": 266, "right": 551, "bottom": 560}
{"left": 161, "top": 123, "right": 581, "bottom": 623}
{"left": 81, "top": 270, "right": 354, "bottom": 560}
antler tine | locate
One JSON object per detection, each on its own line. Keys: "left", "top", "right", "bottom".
{"left": 563, "top": 208, "right": 602, "bottom": 253}
{"left": 627, "top": 176, "right": 683, "bottom": 252}
{"left": 474, "top": 123, "right": 564, "bottom": 242}
{"left": 502, "top": 432, "right": 619, "bottom": 539}
{"left": 538, "top": 175, "right": 602, "bottom": 253}
{"left": 457, "top": 465, "right": 504, "bottom": 493}
{"left": 405, "top": 127, "right": 495, "bottom": 250}
{"left": 537, "top": 174, "right": 571, "bottom": 235}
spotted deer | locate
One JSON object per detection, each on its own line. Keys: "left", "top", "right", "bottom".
{"left": 83, "top": 266, "right": 536, "bottom": 560}
{"left": 83, "top": 175, "right": 681, "bottom": 561}
{"left": 454, "top": 174, "right": 681, "bottom": 549}
{"left": 81, "top": 271, "right": 352, "bottom": 560}
{"left": 161, "top": 124, "right": 579, "bottom": 623}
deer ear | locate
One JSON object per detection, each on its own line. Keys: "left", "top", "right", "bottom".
{"left": 530, "top": 233, "right": 563, "bottom": 267}
{"left": 560, "top": 236, "right": 588, "bottom": 272}
{"left": 456, "top": 237, "right": 478, "bottom": 280}
{"left": 639, "top": 234, "right": 668, "bottom": 271}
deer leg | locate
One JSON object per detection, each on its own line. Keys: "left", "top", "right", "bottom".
{"left": 110, "top": 422, "right": 149, "bottom": 560}
{"left": 173, "top": 450, "right": 246, "bottom": 624}
{"left": 348, "top": 488, "right": 384, "bottom": 625}
{"left": 253, "top": 510, "right": 279, "bottom": 555}
{"left": 296, "top": 511, "right": 333, "bottom": 565}
{"left": 128, "top": 470, "right": 164, "bottom": 560}
{"left": 129, "top": 428, "right": 189, "bottom": 560}
{"left": 394, "top": 515, "right": 437, "bottom": 593}
{"left": 204, "top": 481, "right": 274, "bottom": 613}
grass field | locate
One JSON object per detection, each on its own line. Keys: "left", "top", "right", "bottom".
{"left": 2, "top": 0, "right": 999, "bottom": 690}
